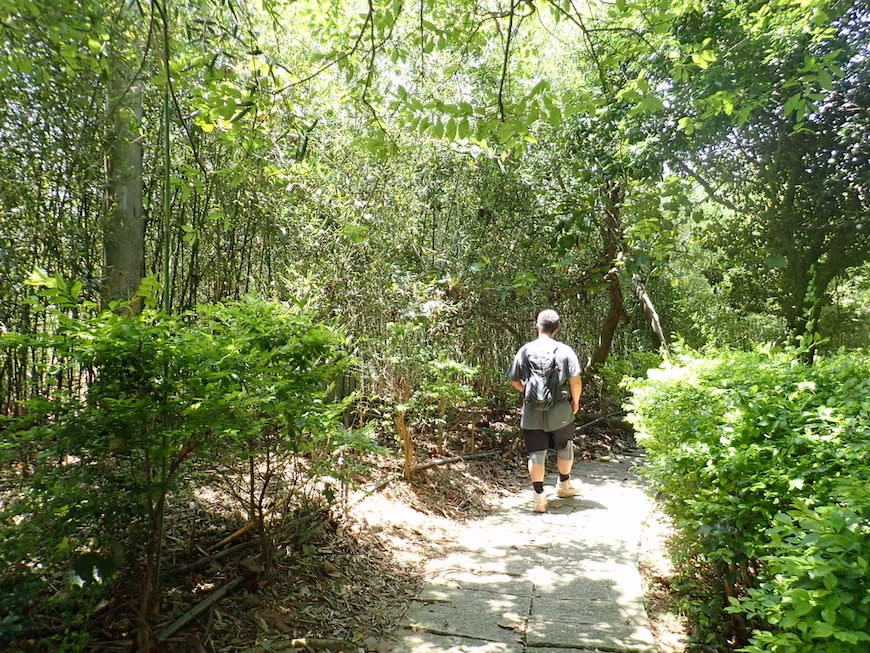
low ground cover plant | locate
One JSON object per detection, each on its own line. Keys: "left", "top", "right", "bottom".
{"left": 625, "top": 348, "right": 870, "bottom": 651}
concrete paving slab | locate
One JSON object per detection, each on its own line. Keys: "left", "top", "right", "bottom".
{"left": 528, "top": 649, "right": 601, "bottom": 653}
{"left": 424, "top": 570, "right": 535, "bottom": 597}
{"left": 528, "top": 574, "right": 630, "bottom": 602}
{"left": 391, "top": 630, "right": 525, "bottom": 652}
{"left": 526, "top": 616, "right": 656, "bottom": 652}
{"left": 531, "top": 572, "right": 645, "bottom": 604}
{"left": 402, "top": 589, "right": 531, "bottom": 643}
{"left": 424, "top": 548, "right": 546, "bottom": 577}
{"left": 533, "top": 596, "right": 649, "bottom": 627}
{"left": 538, "top": 544, "right": 638, "bottom": 568}
{"left": 391, "top": 457, "right": 657, "bottom": 653}
{"left": 448, "top": 539, "right": 553, "bottom": 562}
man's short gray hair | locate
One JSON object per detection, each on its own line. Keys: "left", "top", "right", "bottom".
{"left": 536, "top": 309, "right": 560, "bottom": 334}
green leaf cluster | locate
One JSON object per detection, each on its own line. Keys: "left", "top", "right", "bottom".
{"left": 625, "top": 348, "right": 870, "bottom": 649}
{"left": 734, "top": 484, "right": 869, "bottom": 652}
{"left": 0, "top": 295, "right": 377, "bottom": 638}
{"left": 408, "top": 355, "right": 480, "bottom": 432}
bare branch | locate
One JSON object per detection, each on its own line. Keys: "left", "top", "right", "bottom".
{"left": 545, "top": 0, "right": 612, "bottom": 97}
{"left": 672, "top": 159, "right": 744, "bottom": 214}
{"left": 498, "top": 0, "right": 518, "bottom": 122}
{"left": 273, "top": 9, "right": 372, "bottom": 94}
{"left": 361, "top": 0, "right": 378, "bottom": 115}
{"left": 419, "top": 0, "right": 425, "bottom": 79}
{"left": 105, "top": 1, "right": 156, "bottom": 119}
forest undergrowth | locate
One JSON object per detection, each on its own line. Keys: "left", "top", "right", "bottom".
{"left": 172, "top": 423, "right": 686, "bottom": 653}
{"left": 4, "top": 414, "right": 686, "bottom": 653}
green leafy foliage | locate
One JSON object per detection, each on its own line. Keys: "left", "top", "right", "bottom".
{"left": 0, "top": 293, "right": 376, "bottom": 643}
{"left": 0, "top": 1, "right": 868, "bottom": 649}
{"left": 409, "top": 355, "right": 480, "bottom": 443}
{"left": 625, "top": 348, "right": 870, "bottom": 649}
{"left": 644, "top": 0, "right": 870, "bottom": 345}
{"left": 733, "top": 484, "right": 870, "bottom": 653}
{"left": 597, "top": 351, "right": 662, "bottom": 404}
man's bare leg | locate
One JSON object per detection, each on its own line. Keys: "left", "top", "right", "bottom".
{"left": 528, "top": 454, "right": 548, "bottom": 512}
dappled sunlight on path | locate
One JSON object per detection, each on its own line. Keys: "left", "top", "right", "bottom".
{"left": 390, "top": 456, "right": 656, "bottom": 652}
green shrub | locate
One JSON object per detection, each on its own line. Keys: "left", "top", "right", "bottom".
{"left": 597, "top": 351, "right": 663, "bottom": 403}
{"left": 410, "top": 356, "right": 479, "bottom": 440}
{"left": 732, "top": 477, "right": 870, "bottom": 652}
{"left": 625, "top": 347, "right": 870, "bottom": 649}
{"left": 0, "top": 294, "right": 378, "bottom": 647}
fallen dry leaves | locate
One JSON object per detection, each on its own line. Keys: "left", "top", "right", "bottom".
{"left": 83, "top": 420, "right": 686, "bottom": 653}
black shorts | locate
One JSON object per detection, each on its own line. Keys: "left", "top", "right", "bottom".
{"left": 522, "top": 423, "right": 575, "bottom": 454}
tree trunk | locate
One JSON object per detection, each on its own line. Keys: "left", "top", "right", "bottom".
{"left": 586, "top": 180, "right": 629, "bottom": 373}
{"left": 103, "top": 11, "right": 144, "bottom": 310}
{"left": 785, "top": 262, "right": 832, "bottom": 363}
{"left": 396, "top": 408, "right": 414, "bottom": 481}
{"left": 587, "top": 267, "right": 629, "bottom": 372}
{"left": 631, "top": 274, "right": 668, "bottom": 357}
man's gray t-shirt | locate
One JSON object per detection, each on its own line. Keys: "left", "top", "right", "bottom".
{"left": 508, "top": 337, "right": 582, "bottom": 431}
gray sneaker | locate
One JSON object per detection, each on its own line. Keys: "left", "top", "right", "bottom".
{"left": 533, "top": 492, "right": 548, "bottom": 513}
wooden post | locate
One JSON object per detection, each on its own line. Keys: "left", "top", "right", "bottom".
{"left": 395, "top": 407, "right": 414, "bottom": 481}
{"left": 394, "top": 376, "right": 414, "bottom": 480}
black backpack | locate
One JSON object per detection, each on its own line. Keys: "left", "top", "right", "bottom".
{"left": 523, "top": 345, "right": 563, "bottom": 411}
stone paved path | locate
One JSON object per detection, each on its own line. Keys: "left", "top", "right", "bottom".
{"left": 390, "top": 455, "right": 656, "bottom": 652}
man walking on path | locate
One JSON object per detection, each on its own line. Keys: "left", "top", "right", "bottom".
{"left": 508, "top": 309, "right": 583, "bottom": 513}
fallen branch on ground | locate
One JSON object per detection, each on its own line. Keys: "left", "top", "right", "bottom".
{"left": 207, "top": 499, "right": 322, "bottom": 553}
{"left": 175, "top": 538, "right": 259, "bottom": 574}
{"left": 156, "top": 572, "right": 252, "bottom": 643}
{"left": 273, "top": 637, "right": 357, "bottom": 651}
{"left": 410, "top": 449, "right": 499, "bottom": 472}
{"left": 160, "top": 516, "right": 332, "bottom": 642}
{"left": 207, "top": 494, "right": 294, "bottom": 552}
{"left": 575, "top": 411, "right": 626, "bottom": 434}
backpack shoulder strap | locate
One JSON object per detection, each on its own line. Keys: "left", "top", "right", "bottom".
{"left": 550, "top": 343, "right": 561, "bottom": 366}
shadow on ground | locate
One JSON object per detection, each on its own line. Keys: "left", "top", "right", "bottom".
{"left": 389, "top": 455, "right": 656, "bottom": 653}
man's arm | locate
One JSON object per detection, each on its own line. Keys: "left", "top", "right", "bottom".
{"left": 568, "top": 376, "right": 582, "bottom": 414}
{"left": 507, "top": 347, "right": 525, "bottom": 394}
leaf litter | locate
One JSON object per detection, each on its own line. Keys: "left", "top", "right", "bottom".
{"left": 84, "top": 419, "right": 685, "bottom": 652}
